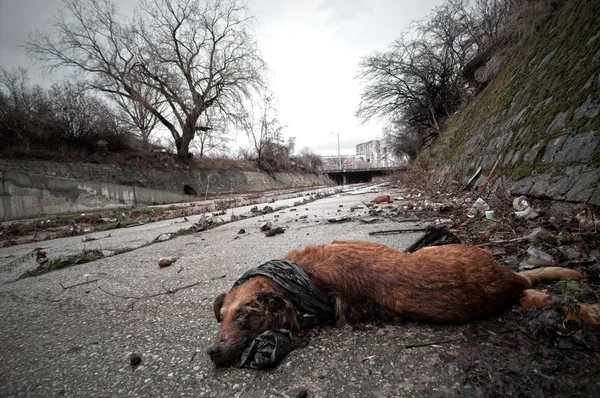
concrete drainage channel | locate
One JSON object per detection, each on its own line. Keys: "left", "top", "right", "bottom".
{"left": 0, "top": 182, "right": 385, "bottom": 284}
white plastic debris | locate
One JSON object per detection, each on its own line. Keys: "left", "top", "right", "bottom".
{"left": 514, "top": 206, "right": 539, "bottom": 220}
{"left": 467, "top": 198, "right": 490, "bottom": 218}
{"left": 513, "top": 196, "right": 530, "bottom": 211}
{"left": 523, "top": 246, "right": 556, "bottom": 267}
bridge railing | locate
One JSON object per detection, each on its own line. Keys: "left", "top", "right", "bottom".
{"left": 320, "top": 161, "right": 405, "bottom": 171}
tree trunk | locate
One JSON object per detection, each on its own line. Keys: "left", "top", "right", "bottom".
{"left": 177, "top": 125, "right": 195, "bottom": 160}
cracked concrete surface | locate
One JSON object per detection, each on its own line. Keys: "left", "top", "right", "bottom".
{"left": 0, "top": 185, "right": 469, "bottom": 397}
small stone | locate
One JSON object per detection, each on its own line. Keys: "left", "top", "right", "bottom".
{"left": 265, "top": 227, "right": 285, "bottom": 237}
{"left": 129, "top": 353, "right": 142, "bottom": 367}
{"left": 296, "top": 389, "right": 309, "bottom": 398}
{"left": 158, "top": 257, "right": 176, "bottom": 267}
{"left": 238, "top": 228, "right": 245, "bottom": 234}
{"left": 260, "top": 222, "right": 272, "bottom": 231}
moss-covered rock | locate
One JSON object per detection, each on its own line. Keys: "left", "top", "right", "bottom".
{"left": 422, "top": 0, "right": 600, "bottom": 204}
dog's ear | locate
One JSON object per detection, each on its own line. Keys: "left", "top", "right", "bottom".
{"left": 254, "top": 291, "right": 288, "bottom": 311}
{"left": 213, "top": 292, "right": 227, "bottom": 322}
{"left": 255, "top": 291, "right": 298, "bottom": 329}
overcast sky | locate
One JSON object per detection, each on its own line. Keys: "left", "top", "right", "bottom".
{"left": 0, "top": 0, "right": 445, "bottom": 156}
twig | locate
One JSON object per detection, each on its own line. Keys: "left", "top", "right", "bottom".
{"left": 369, "top": 227, "right": 428, "bottom": 236}
{"left": 533, "top": 369, "right": 554, "bottom": 380}
{"left": 59, "top": 279, "right": 98, "bottom": 290}
{"left": 476, "top": 237, "right": 527, "bottom": 246}
{"left": 478, "top": 156, "right": 500, "bottom": 197}
{"left": 98, "top": 275, "right": 225, "bottom": 303}
{"left": 403, "top": 336, "right": 466, "bottom": 349}
{"left": 389, "top": 217, "right": 422, "bottom": 223}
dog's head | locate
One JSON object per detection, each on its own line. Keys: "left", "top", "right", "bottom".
{"left": 207, "top": 276, "right": 299, "bottom": 366}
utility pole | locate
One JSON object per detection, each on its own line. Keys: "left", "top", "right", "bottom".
{"left": 332, "top": 132, "right": 341, "bottom": 169}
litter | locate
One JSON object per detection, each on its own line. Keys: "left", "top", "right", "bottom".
{"left": 514, "top": 207, "right": 539, "bottom": 220}
{"left": 467, "top": 198, "right": 490, "bottom": 218}
{"left": 236, "top": 329, "right": 293, "bottom": 369}
{"left": 513, "top": 196, "right": 530, "bottom": 211}
{"left": 403, "top": 226, "right": 462, "bottom": 253}
{"left": 520, "top": 246, "right": 556, "bottom": 268}
{"left": 372, "top": 195, "right": 391, "bottom": 204}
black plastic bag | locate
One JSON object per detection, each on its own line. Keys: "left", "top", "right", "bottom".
{"left": 236, "top": 329, "right": 293, "bottom": 369}
{"left": 234, "top": 260, "right": 336, "bottom": 328}
{"left": 403, "top": 226, "right": 461, "bottom": 253}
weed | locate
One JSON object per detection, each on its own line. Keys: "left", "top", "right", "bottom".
{"left": 114, "top": 247, "right": 134, "bottom": 255}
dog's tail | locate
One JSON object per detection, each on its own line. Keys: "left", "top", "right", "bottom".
{"left": 518, "top": 267, "right": 584, "bottom": 287}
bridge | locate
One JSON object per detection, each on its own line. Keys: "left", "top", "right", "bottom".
{"left": 320, "top": 162, "right": 407, "bottom": 185}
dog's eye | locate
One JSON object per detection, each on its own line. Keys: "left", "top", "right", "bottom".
{"left": 235, "top": 311, "right": 250, "bottom": 330}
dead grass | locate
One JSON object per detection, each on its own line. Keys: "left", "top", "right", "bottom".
{"left": 1, "top": 145, "right": 260, "bottom": 171}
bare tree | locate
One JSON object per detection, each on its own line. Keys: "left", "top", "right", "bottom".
{"left": 240, "top": 92, "right": 284, "bottom": 168}
{"left": 356, "top": 0, "right": 511, "bottom": 159}
{"left": 27, "top": 0, "right": 266, "bottom": 160}
{"left": 110, "top": 81, "right": 163, "bottom": 148}
{"left": 296, "top": 146, "right": 323, "bottom": 172}
{"left": 0, "top": 67, "right": 59, "bottom": 150}
{"left": 49, "top": 82, "right": 108, "bottom": 149}
{"left": 191, "top": 106, "right": 231, "bottom": 157}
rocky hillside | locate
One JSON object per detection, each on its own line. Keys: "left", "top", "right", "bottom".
{"left": 423, "top": 0, "right": 600, "bottom": 205}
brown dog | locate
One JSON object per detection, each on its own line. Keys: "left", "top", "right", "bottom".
{"left": 207, "top": 240, "right": 584, "bottom": 366}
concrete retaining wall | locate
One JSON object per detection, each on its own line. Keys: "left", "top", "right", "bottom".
{"left": 0, "top": 163, "right": 334, "bottom": 221}
{"left": 0, "top": 170, "right": 190, "bottom": 221}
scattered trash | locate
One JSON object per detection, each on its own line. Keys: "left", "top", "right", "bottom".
{"left": 372, "top": 195, "right": 391, "bottom": 204}
{"left": 327, "top": 216, "right": 349, "bottom": 223}
{"left": 466, "top": 167, "right": 482, "bottom": 188}
{"left": 484, "top": 210, "right": 496, "bottom": 220}
{"left": 404, "top": 227, "right": 461, "bottom": 253}
{"left": 236, "top": 329, "right": 293, "bottom": 369}
{"left": 513, "top": 196, "right": 530, "bottom": 211}
{"left": 520, "top": 246, "right": 556, "bottom": 269}
{"left": 158, "top": 257, "right": 177, "bottom": 268}
{"left": 576, "top": 211, "right": 599, "bottom": 230}
{"left": 153, "top": 233, "right": 172, "bottom": 242}
{"left": 514, "top": 206, "right": 539, "bottom": 220}
{"left": 260, "top": 222, "right": 272, "bottom": 231}
{"left": 511, "top": 196, "right": 539, "bottom": 219}
{"left": 526, "top": 228, "right": 554, "bottom": 243}
{"left": 467, "top": 198, "right": 490, "bottom": 218}
{"left": 265, "top": 227, "right": 285, "bottom": 237}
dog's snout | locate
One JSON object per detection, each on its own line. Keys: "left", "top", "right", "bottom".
{"left": 206, "top": 343, "right": 221, "bottom": 358}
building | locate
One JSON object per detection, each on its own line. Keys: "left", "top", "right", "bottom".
{"left": 356, "top": 140, "right": 381, "bottom": 164}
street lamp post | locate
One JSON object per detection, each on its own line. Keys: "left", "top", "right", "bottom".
{"left": 332, "top": 132, "right": 341, "bottom": 170}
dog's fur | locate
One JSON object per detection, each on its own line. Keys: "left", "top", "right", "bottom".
{"left": 207, "top": 240, "right": 583, "bottom": 365}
